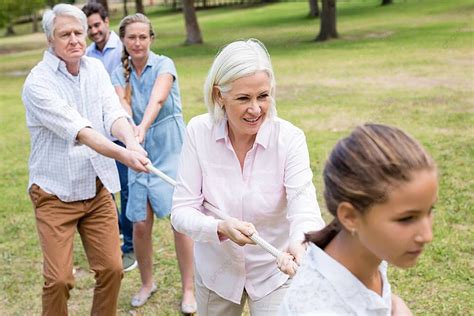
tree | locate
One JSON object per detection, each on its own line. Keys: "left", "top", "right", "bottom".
{"left": 308, "top": 0, "right": 319, "bottom": 18}
{"left": 123, "top": 0, "right": 128, "bottom": 16}
{"left": 182, "top": 0, "right": 203, "bottom": 45}
{"left": 381, "top": 0, "right": 393, "bottom": 5}
{"left": 135, "top": 0, "right": 144, "bottom": 14}
{"left": 315, "top": 0, "right": 337, "bottom": 42}
{"left": 0, "top": 0, "right": 43, "bottom": 36}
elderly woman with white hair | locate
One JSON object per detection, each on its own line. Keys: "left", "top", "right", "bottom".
{"left": 171, "top": 39, "right": 325, "bottom": 315}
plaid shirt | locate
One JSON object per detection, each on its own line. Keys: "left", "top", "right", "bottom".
{"left": 22, "top": 50, "right": 129, "bottom": 202}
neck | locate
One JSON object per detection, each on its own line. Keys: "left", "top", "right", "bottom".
{"left": 228, "top": 125, "right": 256, "bottom": 152}
{"left": 96, "top": 31, "right": 110, "bottom": 52}
{"left": 131, "top": 55, "right": 148, "bottom": 76}
{"left": 66, "top": 60, "right": 80, "bottom": 76}
{"left": 325, "top": 230, "right": 383, "bottom": 295}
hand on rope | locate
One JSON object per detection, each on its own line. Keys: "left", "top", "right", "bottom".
{"left": 145, "top": 163, "right": 299, "bottom": 276}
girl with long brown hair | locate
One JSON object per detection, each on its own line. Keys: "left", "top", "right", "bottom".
{"left": 280, "top": 124, "right": 438, "bottom": 315}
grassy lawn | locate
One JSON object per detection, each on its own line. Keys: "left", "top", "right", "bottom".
{"left": 0, "top": 0, "right": 472, "bottom": 314}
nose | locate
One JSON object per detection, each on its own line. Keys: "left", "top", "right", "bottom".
{"left": 70, "top": 33, "right": 78, "bottom": 44}
{"left": 248, "top": 98, "right": 261, "bottom": 115}
{"left": 415, "top": 216, "right": 433, "bottom": 244}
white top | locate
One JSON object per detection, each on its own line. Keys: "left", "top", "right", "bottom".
{"left": 279, "top": 243, "right": 392, "bottom": 316}
{"left": 171, "top": 114, "right": 325, "bottom": 304}
{"left": 22, "top": 50, "right": 130, "bottom": 202}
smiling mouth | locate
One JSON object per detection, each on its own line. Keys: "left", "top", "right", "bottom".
{"left": 243, "top": 116, "right": 261, "bottom": 123}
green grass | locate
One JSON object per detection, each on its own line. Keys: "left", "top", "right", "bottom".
{"left": 0, "top": 0, "right": 473, "bottom": 314}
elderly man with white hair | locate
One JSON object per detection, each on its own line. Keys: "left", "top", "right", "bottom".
{"left": 22, "top": 4, "right": 149, "bottom": 315}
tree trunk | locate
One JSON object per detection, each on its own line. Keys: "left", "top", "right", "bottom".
{"left": 135, "top": 0, "right": 145, "bottom": 14}
{"left": 182, "top": 0, "right": 203, "bottom": 45}
{"left": 381, "top": 0, "right": 393, "bottom": 5}
{"left": 123, "top": 0, "right": 128, "bottom": 16}
{"left": 32, "top": 12, "right": 39, "bottom": 33}
{"left": 308, "top": 0, "right": 319, "bottom": 18}
{"left": 315, "top": 0, "right": 337, "bottom": 42}
{"left": 5, "top": 23, "right": 15, "bottom": 36}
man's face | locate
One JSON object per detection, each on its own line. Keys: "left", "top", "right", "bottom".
{"left": 86, "top": 13, "right": 110, "bottom": 47}
{"left": 50, "top": 15, "right": 87, "bottom": 65}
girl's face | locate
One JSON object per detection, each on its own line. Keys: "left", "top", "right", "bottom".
{"left": 218, "top": 71, "right": 272, "bottom": 142}
{"left": 355, "top": 169, "right": 438, "bottom": 268}
{"left": 123, "top": 22, "right": 152, "bottom": 61}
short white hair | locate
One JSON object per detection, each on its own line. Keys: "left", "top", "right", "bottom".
{"left": 42, "top": 4, "right": 87, "bottom": 42}
{"left": 203, "top": 39, "right": 277, "bottom": 124}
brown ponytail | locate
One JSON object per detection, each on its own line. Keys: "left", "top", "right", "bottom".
{"left": 121, "top": 48, "right": 132, "bottom": 105}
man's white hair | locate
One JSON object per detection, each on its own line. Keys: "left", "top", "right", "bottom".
{"left": 203, "top": 39, "right": 277, "bottom": 124}
{"left": 42, "top": 4, "right": 87, "bottom": 42}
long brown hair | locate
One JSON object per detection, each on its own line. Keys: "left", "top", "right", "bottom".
{"left": 118, "top": 13, "right": 155, "bottom": 105}
{"left": 306, "top": 124, "right": 436, "bottom": 248}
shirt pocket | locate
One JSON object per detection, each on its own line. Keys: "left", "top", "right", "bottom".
{"left": 248, "top": 176, "right": 286, "bottom": 221}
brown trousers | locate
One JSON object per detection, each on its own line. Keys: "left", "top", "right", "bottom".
{"left": 29, "top": 179, "right": 123, "bottom": 316}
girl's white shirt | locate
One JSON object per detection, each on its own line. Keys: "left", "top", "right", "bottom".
{"left": 279, "top": 243, "right": 392, "bottom": 316}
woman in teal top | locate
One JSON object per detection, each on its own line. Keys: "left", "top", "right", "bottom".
{"left": 111, "top": 13, "right": 196, "bottom": 313}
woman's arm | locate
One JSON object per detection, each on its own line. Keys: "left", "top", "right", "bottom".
{"left": 136, "top": 73, "right": 173, "bottom": 143}
{"left": 171, "top": 118, "right": 256, "bottom": 245}
{"left": 285, "top": 128, "right": 325, "bottom": 263}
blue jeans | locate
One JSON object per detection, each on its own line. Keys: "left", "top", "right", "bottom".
{"left": 114, "top": 140, "right": 134, "bottom": 254}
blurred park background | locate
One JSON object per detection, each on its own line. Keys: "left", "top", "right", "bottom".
{"left": 0, "top": 0, "right": 473, "bottom": 314}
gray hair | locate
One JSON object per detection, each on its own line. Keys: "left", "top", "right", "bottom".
{"left": 203, "top": 39, "right": 277, "bottom": 124}
{"left": 42, "top": 4, "right": 87, "bottom": 42}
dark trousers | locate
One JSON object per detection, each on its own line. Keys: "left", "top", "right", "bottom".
{"left": 114, "top": 140, "right": 134, "bottom": 254}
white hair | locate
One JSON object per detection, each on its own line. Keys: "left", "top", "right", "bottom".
{"left": 42, "top": 4, "right": 87, "bottom": 42}
{"left": 203, "top": 39, "right": 277, "bottom": 124}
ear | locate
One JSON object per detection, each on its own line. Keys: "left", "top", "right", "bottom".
{"left": 212, "top": 86, "right": 224, "bottom": 108}
{"left": 336, "top": 202, "right": 361, "bottom": 233}
{"left": 104, "top": 17, "right": 110, "bottom": 27}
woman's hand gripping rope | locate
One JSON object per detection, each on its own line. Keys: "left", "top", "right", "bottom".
{"left": 145, "top": 163, "right": 299, "bottom": 276}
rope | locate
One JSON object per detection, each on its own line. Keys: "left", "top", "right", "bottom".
{"left": 146, "top": 163, "right": 298, "bottom": 272}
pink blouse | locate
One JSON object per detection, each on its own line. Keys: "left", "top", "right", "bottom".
{"left": 171, "top": 113, "right": 325, "bottom": 304}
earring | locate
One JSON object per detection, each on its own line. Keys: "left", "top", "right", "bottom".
{"left": 351, "top": 228, "right": 357, "bottom": 236}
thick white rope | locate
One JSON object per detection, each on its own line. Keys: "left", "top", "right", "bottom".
{"left": 146, "top": 164, "right": 298, "bottom": 273}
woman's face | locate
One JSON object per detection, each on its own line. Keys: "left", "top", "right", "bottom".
{"left": 123, "top": 22, "right": 152, "bottom": 61}
{"left": 218, "top": 71, "right": 272, "bottom": 142}
{"left": 355, "top": 169, "right": 438, "bottom": 268}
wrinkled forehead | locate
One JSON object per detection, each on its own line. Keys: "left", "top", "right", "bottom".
{"left": 53, "top": 15, "right": 86, "bottom": 35}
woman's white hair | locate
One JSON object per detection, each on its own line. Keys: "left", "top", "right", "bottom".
{"left": 42, "top": 4, "right": 87, "bottom": 42}
{"left": 203, "top": 39, "right": 277, "bottom": 124}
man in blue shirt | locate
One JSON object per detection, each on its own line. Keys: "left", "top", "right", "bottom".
{"left": 82, "top": 2, "right": 136, "bottom": 272}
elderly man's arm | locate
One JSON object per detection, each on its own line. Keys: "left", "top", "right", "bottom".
{"left": 77, "top": 126, "right": 149, "bottom": 173}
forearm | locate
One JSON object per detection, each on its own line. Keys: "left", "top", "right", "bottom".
{"left": 171, "top": 206, "right": 221, "bottom": 243}
{"left": 77, "top": 127, "right": 125, "bottom": 161}
{"left": 140, "top": 101, "right": 162, "bottom": 130}
{"left": 110, "top": 117, "right": 137, "bottom": 147}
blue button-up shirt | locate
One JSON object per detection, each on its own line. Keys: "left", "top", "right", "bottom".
{"left": 86, "top": 31, "right": 123, "bottom": 77}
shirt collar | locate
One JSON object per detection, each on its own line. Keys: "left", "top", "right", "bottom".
{"left": 308, "top": 243, "right": 391, "bottom": 312}
{"left": 101, "top": 31, "right": 121, "bottom": 51}
{"left": 213, "top": 116, "right": 273, "bottom": 149}
{"left": 43, "top": 49, "right": 62, "bottom": 72}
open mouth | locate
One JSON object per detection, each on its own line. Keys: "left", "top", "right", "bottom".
{"left": 243, "top": 115, "right": 261, "bottom": 123}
